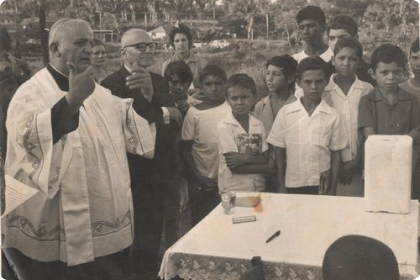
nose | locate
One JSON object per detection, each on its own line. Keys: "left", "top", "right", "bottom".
{"left": 310, "top": 82, "right": 317, "bottom": 90}
{"left": 343, "top": 58, "right": 349, "bottom": 66}
{"left": 267, "top": 73, "right": 273, "bottom": 82}
{"left": 84, "top": 43, "right": 92, "bottom": 54}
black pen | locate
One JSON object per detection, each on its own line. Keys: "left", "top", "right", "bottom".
{"left": 265, "top": 230, "right": 281, "bottom": 243}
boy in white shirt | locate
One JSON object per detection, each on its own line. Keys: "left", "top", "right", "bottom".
{"left": 268, "top": 57, "right": 347, "bottom": 195}
{"left": 323, "top": 37, "right": 374, "bottom": 197}
{"left": 218, "top": 74, "right": 274, "bottom": 194}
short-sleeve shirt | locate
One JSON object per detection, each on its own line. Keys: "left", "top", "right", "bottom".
{"left": 268, "top": 99, "right": 347, "bottom": 188}
{"left": 217, "top": 111, "right": 268, "bottom": 193}
{"left": 323, "top": 75, "right": 374, "bottom": 162}
{"left": 181, "top": 102, "right": 230, "bottom": 179}
{"left": 292, "top": 47, "right": 334, "bottom": 64}
{"left": 253, "top": 93, "right": 296, "bottom": 135}
{"left": 358, "top": 87, "right": 420, "bottom": 135}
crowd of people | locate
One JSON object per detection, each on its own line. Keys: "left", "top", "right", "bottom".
{"left": 0, "top": 4, "right": 417, "bottom": 280}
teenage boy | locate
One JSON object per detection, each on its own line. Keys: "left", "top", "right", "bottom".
{"left": 293, "top": 5, "right": 333, "bottom": 64}
{"left": 323, "top": 37, "right": 374, "bottom": 197}
{"left": 327, "top": 14, "right": 375, "bottom": 85}
{"left": 254, "top": 55, "right": 298, "bottom": 135}
{"left": 359, "top": 44, "right": 420, "bottom": 199}
{"left": 268, "top": 56, "right": 347, "bottom": 195}
{"left": 218, "top": 74, "right": 274, "bottom": 194}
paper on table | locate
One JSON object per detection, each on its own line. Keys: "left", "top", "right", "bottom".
{"left": 1, "top": 175, "right": 39, "bottom": 218}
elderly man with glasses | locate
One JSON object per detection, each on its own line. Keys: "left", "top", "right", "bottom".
{"left": 101, "top": 29, "right": 181, "bottom": 279}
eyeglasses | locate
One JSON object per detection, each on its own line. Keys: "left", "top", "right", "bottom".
{"left": 124, "top": 42, "right": 157, "bottom": 51}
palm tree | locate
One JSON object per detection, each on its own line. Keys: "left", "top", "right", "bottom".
{"left": 227, "top": 0, "right": 269, "bottom": 40}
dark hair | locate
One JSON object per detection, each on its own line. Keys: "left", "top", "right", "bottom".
{"left": 169, "top": 23, "right": 193, "bottom": 49}
{"left": 328, "top": 15, "right": 358, "bottom": 37}
{"left": 266, "top": 55, "right": 297, "bottom": 91}
{"left": 334, "top": 37, "right": 363, "bottom": 59}
{"left": 226, "top": 74, "right": 257, "bottom": 96}
{"left": 323, "top": 235, "right": 399, "bottom": 280}
{"left": 0, "top": 27, "right": 12, "bottom": 52}
{"left": 296, "top": 5, "right": 326, "bottom": 26}
{"left": 199, "top": 64, "right": 227, "bottom": 84}
{"left": 93, "top": 37, "right": 105, "bottom": 48}
{"left": 296, "top": 56, "right": 330, "bottom": 81}
{"left": 266, "top": 55, "right": 298, "bottom": 78}
{"left": 164, "top": 60, "right": 193, "bottom": 87}
{"left": 410, "top": 38, "right": 420, "bottom": 55}
{"left": 370, "top": 44, "right": 407, "bottom": 72}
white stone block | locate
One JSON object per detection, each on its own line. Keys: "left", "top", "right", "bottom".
{"left": 365, "top": 135, "right": 412, "bottom": 214}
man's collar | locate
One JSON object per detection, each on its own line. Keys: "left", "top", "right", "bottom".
{"left": 47, "top": 64, "right": 69, "bottom": 91}
{"left": 124, "top": 64, "right": 133, "bottom": 73}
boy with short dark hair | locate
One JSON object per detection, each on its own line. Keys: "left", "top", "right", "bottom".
{"left": 327, "top": 14, "right": 375, "bottom": 85}
{"left": 268, "top": 57, "right": 347, "bottom": 195}
{"left": 181, "top": 64, "right": 230, "bottom": 225}
{"left": 328, "top": 15, "right": 358, "bottom": 50}
{"left": 218, "top": 74, "right": 274, "bottom": 194}
{"left": 254, "top": 55, "right": 298, "bottom": 135}
{"left": 359, "top": 44, "right": 420, "bottom": 199}
{"left": 323, "top": 37, "right": 374, "bottom": 197}
{"left": 293, "top": 5, "right": 333, "bottom": 63}
{"left": 359, "top": 44, "right": 419, "bottom": 137}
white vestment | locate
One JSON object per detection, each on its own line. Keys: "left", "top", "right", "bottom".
{"left": 2, "top": 68, "right": 155, "bottom": 266}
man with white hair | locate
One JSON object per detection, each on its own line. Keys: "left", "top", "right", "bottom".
{"left": 101, "top": 28, "right": 181, "bottom": 278}
{"left": 2, "top": 18, "right": 155, "bottom": 280}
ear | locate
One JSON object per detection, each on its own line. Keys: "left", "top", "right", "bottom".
{"left": 120, "top": 48, "right": 126, "bottom": 56}
{"left": 332, "top": 56, "right": 336, "bottom": 67}
{"left": 368, "top": 68, "right": 376, "bottom": 81}
{"left": 50, "top": 42, "right": 60, "bottom": 57}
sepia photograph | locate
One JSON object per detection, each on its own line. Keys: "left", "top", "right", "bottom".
{"left": 0, "top": 0, "right": 419, "bottom": 279}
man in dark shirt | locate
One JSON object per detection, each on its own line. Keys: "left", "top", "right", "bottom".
{"left": 101, "top": 28, "right": 181, "bottom": 278}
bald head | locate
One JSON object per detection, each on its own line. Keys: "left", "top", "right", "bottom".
{"left": 121, "top": 29, "right": 152, "bottom": 49}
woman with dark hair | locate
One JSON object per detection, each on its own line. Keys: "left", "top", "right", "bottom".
{"left": 162, "top": 23, "right": 206, "bottom": 92}
{"left": 91, "top": 38, "right": 108, "bottom": 83}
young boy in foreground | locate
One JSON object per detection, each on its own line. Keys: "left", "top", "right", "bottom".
{"left": 359, "top": 44, "right": 420, "bottom": 199}
{"left": 218, "top": 74, "right": 274, "bottom": 194}
{"left": 323, "top": 37, "right": 374, "bottom": 197}
{"left": 268, "top": 57, "right": 347, "bottom": 195}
